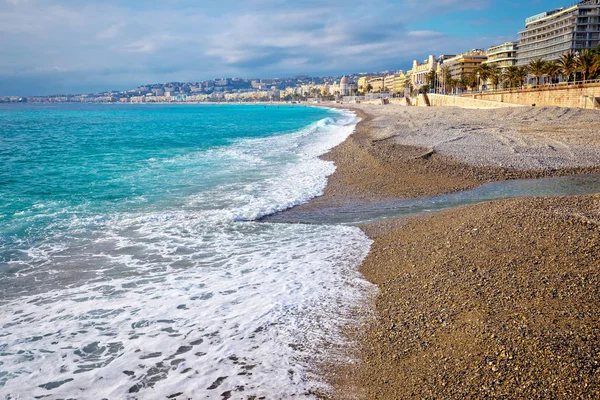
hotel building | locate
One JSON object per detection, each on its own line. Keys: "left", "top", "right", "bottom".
{"left": 411, "top": 55, "right": 437, "bottom": 88}
{"left": 383, "top": 74, "right": 396, "bottom": 92}
{"left": 443, "top": 50, "right": 488, "bottom": 80}
{"left": 516, "top": 0, "right": 600, "bottom": 66}
{"left": 484, "top": 42, "right": 518, "bottom": 69}
{"left": 392, "top": 73, "right": 408, "bottom": 94}
{"left": 367, "top": 77, "right": 384, "bottom": 92}
{"left": 339, "top": 76, "right": 352, "bottom": 96}
{"left": 357, "top": 76, "right": 371, "bottom": 92}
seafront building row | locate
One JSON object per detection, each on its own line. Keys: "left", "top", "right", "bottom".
{"left": 400, "top": 0, "right": 600, "bottom": 94}
{"left": 127, "top": 0, "right": 600, "bottom": 102}
{"left": 3, "top": 0, "right": 599, "bottom": 104}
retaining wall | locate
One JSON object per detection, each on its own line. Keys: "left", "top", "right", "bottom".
{"left": 428, "top": 94, "right": 524, "bottom": 109}
{"left": 468, "top": 83, "right": 600, "bottom": 109}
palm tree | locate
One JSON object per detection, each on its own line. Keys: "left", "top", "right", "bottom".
{"left": 426, "top": 70, "right": 437, "bottom": 93}
{"left": 505, "top": 66, "right": 517, "bottom": 88}
{"left": 594, "top": 52, "right": 600, "bottom": 79}
{"left": 558, "top": 52, "right": 578, "bottom": 82}
{"left": 447, "top": 78, "right": 458, "bottom": 94}
{"left": 467, "top": 72, "right": 478, "bottom": 91}
{"left": 459, "top": 72, "right": 470, "bottom": 92}
{"left": 544, "top": 61, "right": 562, "bottom": 84}
{"left": 488, "top": 65, "right": 502, "bottom": 90}
{"left": 476, "top": 64, "right": 492, "bottom": 90}
{"left": 577, "top": 49, "right": 596, "bottom": 81}
{"left": 516, "top": 67, "right": 529, "bottom": 89}
{"left": 527, "top": 58, "right": 548, "bottom": 85}
{"left": 440, "top": 66, "right": 452, "bottom": 94}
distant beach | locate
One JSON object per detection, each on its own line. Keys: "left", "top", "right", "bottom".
{"left": 290, "top": 103, "right": 600, "bottom": 399}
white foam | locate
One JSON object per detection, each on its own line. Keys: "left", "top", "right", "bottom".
{"left": 0, "top": 108, "right": 374, "bottom": 399}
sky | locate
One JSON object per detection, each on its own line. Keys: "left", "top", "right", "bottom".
{"left": 0, "top": 0, "right": 574, "bottom": 96}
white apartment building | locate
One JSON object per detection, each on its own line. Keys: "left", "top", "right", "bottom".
{"left": 484, "top": 42, "right": 518, "bottom": 69}
{"left": 411, "top": 55, "right": 437, "bottom": 88}
{"left": 516, "top": 0, "right": 600, "bottom": 66}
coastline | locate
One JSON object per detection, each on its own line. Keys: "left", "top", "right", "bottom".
{"left": 303, "top": 104, "right": 600, "bottom": 398}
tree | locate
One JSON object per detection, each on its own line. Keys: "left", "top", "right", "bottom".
{"left": 527, "top": 58, "right": 548, "bottom": 85}
{"left": 467, "top": 72, "right": 478, "bottom": 90}
{"left": 505, "top": 66, "right": 518, "bottom": 88}
{"left": 505, "top": 66, "right": 527, "bottom": 89}
{"left": 577, "top": 49, "right": 596, "bottom": 81}
{"left": 558, "top": 52, "right": 578, "bottom": 82}
{"left": 544, "top": 61, "right": 562, "bottom": 84}
{"left": 426, "top": 70, "right": 437, "bottom": 93}
{"left": 459, "top": 72, "right": 469, "bottom": 92}
{"left": 594, "top": 52, "right": 600, "bottom": 79}
{"left": 366, "top": 83, "right": 373, "bottom": 93}
{"left": 447, "top": 78, "right": 457, "bottom": 94}
{"left": 405, "top": 80, "right": 414, "bottom": 96}
{"left": 488, "top": 65, "right": 501, "bottom": 89}
{"left": 439, "top": 66, "right": 452, "bottom": 94}
{"left": 516, "top": 67, "right": 529, "bottom": 89}
{"left": 476, "top": 63, "right": 492, "bottom": 89}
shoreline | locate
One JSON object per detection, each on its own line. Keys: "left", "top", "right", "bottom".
{"left": 309, "top": 103, "right": 600, "bottom": 206}
{"left": 302, "top": 104, "right": 600, "bottom": 398}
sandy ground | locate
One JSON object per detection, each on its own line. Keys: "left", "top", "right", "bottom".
{"left": 285, "top": 105, "right": 600, "bottom": 216}
{"left": 349, "top": 195, "right": 600, "bottom": 399}
{"left": 299, "top": 104, "right": 600, "bottom": 399}
{"left": 342, "top": 104, "right": 600, "bottom": 169}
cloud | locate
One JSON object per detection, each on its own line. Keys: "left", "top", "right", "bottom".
{"left": 0, "top": 0, "right": 500, "bottom": 95}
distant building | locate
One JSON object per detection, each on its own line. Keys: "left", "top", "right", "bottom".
{"left": 411, "top": 55, "right": 437, "bottom": 89}
{"left": 443, "top": 50, "right": 488, "bottom": 80}
{"left": 484, "top": 42, "right": 518, "bottom": 69}
{"left": 516, "top": 0, "right": 600, "bottom": 66}
{"left": 367, "top": 77, "right": 384, "bottom": 92}
{"left": 383, "top": 74, "right": 396, "bottom": 92}
{"left": 392, "top": 73, "right": 408, "bottom": 94}
{"left": 357, "top": 76, "right": 371, "bottom": 92}
{"left": 339, "top": 76, "right": 352, "bottom": 95}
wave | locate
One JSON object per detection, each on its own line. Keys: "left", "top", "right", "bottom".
{"left": 0, "top": 107, "right": 373, "bottom": 399}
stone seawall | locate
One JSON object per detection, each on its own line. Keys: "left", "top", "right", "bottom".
{"left": 428, "top": 94, "right": 524, "bottom": 109}
{"left": 469, "top": 83, "right": 600, "bottom": 109}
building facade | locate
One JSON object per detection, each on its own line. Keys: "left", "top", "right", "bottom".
{"left": 392, "top": 73, "right": 408, "bottom": 94}
{"left": 516, "top": 0, "right": 600, "bottom": 66}
{"left": 339, "top": 76, "right": 351, "bottom": 96}
{"left": 484, "top": 42, "right": 518, "bottom": 69}
{"left": 367, "top": 77, "right": 384, "bottom": 92}
{"left": 443, "top": 50, "right": 488, "bottom": 80}
{"left": 411, "top": 55, "right": 437, "bottom": 88}
{"left": 357, "top": 76, "right": 371, "bottom": 92}
{"left": 383, "top": 74, "right": 396, "bottom": 92}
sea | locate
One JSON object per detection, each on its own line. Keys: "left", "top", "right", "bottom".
{"left": 0, "top": 104, "right": 373, "bottom": 399}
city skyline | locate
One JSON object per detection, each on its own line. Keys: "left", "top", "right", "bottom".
{"left": 0, "top": 0, "right": 573, "bottom": 96}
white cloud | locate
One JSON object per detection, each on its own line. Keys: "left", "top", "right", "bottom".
{"left": 0, "top": 0, "right": 498, "bottom": 94}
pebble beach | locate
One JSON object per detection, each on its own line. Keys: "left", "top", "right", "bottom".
{"left": 301, "top": 103, "right": 600, "bottom": 399}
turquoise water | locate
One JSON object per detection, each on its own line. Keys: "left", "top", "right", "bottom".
{"left": 1, "top": 104, "right": 334, "bottom": 240}
{"left": 0, "top": 104, "right": 372, "bottom": 398}
{"left": 265, "top": 174, "right": 600, "bottom": 225}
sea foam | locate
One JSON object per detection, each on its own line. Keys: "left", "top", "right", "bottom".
{"left": 0, "top": 107, "right": 374, "bottom": 399}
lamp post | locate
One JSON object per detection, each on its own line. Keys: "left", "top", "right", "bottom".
{"left": 477, "top": 71, "right": 480, "bottom": 93}
{"left": 575, "top": 51, "right": 581, "bottom": 82}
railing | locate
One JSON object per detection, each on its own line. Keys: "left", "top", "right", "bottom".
{"left": 458, "top": 78, "right": 600, "bottom": 95}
